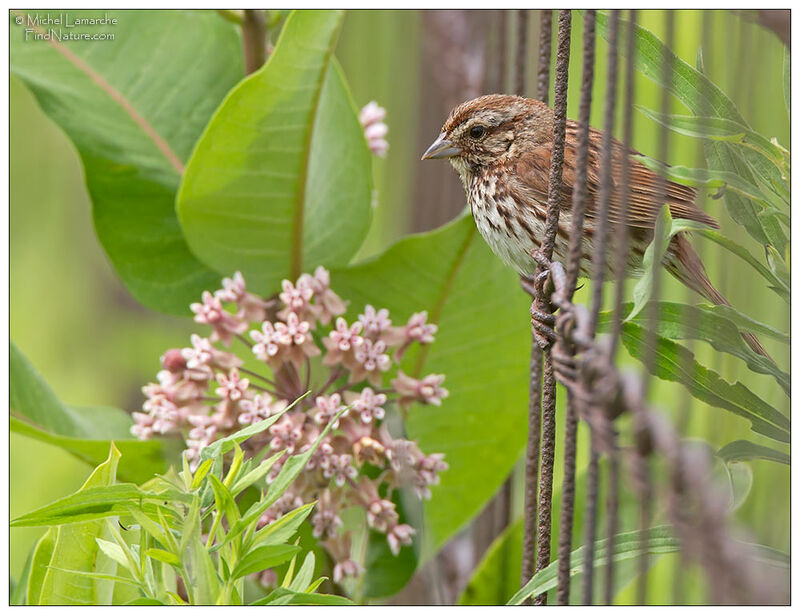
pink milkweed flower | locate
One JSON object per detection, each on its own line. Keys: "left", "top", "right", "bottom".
{"left": 303, "top": 267, "right": 347, "bottom": 325}
{"left": 313, "top": 393, "right": 347, "bottom": 428}
{"left": 215, "top": 368, "right": 249, "bottom": 402}
{"left": 350, "top": 339, "right": 392, "bottom": 386}
{"left": 359, "top": 101, "right": 389, "bottom": 157}
{"left": 277, "top": 277, "right": 315, "bottom": 323}
{"left": 322, "top": 317, "right": 364, "bottom": 367}
{"left": 391, "top": 371, "right": 449, "bottom": 410}
{"left": 344, "top": 388, "right": 387, "bottom": 424}
{"left": 215, "top": 271, "right": 269, "bottom": 322}
{"left": 387, "top": 523, "right": 415, "bottom": 555}
{"left": 190, "top": 291, "right": 248, "bottom": 346}
{"left": 358, "top": 305, "right": 392, "bottom": 339}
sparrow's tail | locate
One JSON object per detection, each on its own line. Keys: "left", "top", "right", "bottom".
{"left": 666, "top": 233, "right": 773, "bottom": 361}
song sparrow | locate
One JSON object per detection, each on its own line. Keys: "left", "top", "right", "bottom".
{"left": 422, "top": 94, "right": 769, "bottom": 358}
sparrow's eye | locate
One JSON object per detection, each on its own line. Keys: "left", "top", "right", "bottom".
{"left": 469, "top": 125, "right": 486, "bottom": 139}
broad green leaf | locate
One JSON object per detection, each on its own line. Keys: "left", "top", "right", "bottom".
{"left": 508, "top": 526, "right": 680, "bottom": 605}
{"left": 231, "top": 544, "right": 300, "bottom": 580}
{"left": 10, "top": 10, "right": 241, "bottom": 313}
{"left": 252, "top": 587, "right": 353, "bottom": 605}
{"left": 11, "top": 483, "right": 189, "bottom": 528}
{"left": 333, "top": 214, "right": 531, "bottom": 554}
{"left": 603, "top": 302, "right": 789, "bottom": 393}
{"left": 199, "top": 393, "right": 305, "bottom": 463}
{"left": 34, "top": 445, "right": 121, "bottom": 605}
{"left": 717, "top": 440, "right": 790, "bottom": 465}
{"left": 177, "top": 10, "right": 372, "bottom": 293}
{"left": 637, "top": 107, "right": 789, "bottom": 183}
{"left": 619, "top": 321, "right": 789, "bottom": 443}
{"left": 253, "top": 502, "right": 316, "bottom": 548}
{"left": 11, "top": 417, "right": 171, "bottom": 484}
{"left": 10, "top": 342, "right": 173, "bottom": 482}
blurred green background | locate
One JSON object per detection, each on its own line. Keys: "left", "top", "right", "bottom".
{"left": 10, "top": 9, "right": 789, "bottom": 601}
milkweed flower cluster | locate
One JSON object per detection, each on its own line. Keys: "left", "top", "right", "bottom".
{"left": 133, "top": 267, "right": 448, "bottom": 582}
{"left": 359, "top": 101, "right": 389, "bottom": 157}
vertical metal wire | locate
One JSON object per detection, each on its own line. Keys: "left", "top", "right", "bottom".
{"left": 555, "top": 8, "right": 596, "bottom": 606}
{"left": 516, "top": 10, "right": 529, "bottom": 95}
{"left": 532, "top": 11, "right": 572, "bottom": 605}
{"left": 578, "top": 8, "right": 620, "bottom": 606}
{"left": 582, "top": 447, "right": 601, "bottom": 603}
{"left": 536, "top": 10, "right": 553, "bottom": 103}
{"left": 520, "top": 9, "right": 551, "bottom": 593}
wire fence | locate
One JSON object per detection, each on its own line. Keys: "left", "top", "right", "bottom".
{"left": 517, "top": 9, "right": 787, "bottom": 606}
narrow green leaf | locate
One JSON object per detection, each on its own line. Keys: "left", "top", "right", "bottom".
{"left": 95, "top": 538, "right": 132, "bottom": 573}
{"left": 231, "top": 545, "right": 301, "bottom": 580}
{"left": 696, "top": 304, "right": 789, "bottom": 343}
{"left": 637, "top": 108, "right": 789, "bottom": 181}
{"left": 508, "top": 526, "right": 680, "bottom": 605}
{"left": 619, "top": 321, "right": 789, "bottom": 443}
{"left": 11, "top": 484, "right": 188, "bottom": 527}
{"left": 604, "top": 302, "right": 789, "bottom": 393}
{"left": 190, "top": 458, "right": 214, "bottom": 490}
{"left": 178, "top": 10, "right": 372, "bottom": 293}
{"left": 628, "top": 210, "right": 711, "bottom": 322}
{"left": 288, "top": 552, "right": 316, "bottom": 592}
{"left": 207, "top": 474, "right": 240, "bottom": 524}
{"left": 144, "top": 548, "right": 181, "bottom": 567}
{"left": 180, "top": 498, "right": 220, "bottom": 605}
{"left": 717, "top": 440, "right": 790, "bottom": 465}
{"left": 635, "top": 155, "right": 780, "bottom": 212}
{"left": 10, "top": 10, "right": 241, "bottom": 313}
{"left": 229, "top": 451, "right": 283, "bottom": 496}
{"left": 222, "top": 408, "right": 345, "bottom": 549}
{"left": 252, "top": 502, "right": 316, "bottom": 548}
{"left": 45, "top": 567, "right": 142, "bottom": 587}
{"left": 199, "top": 393, "right": 305, "bottom": 463}
{"left": 12, "top": 545, "right": 35, "bottom": 605}
{"left": 694, "top": 229, "right": 789, "bottom": 299}
{"left": 251, "top": 587, "right": 354, "bottom": 605}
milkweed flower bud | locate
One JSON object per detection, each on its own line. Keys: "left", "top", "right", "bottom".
{"left": 359, "top": 101, "right": 389, "bottom": 157}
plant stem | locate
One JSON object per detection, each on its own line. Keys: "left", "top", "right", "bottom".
{"left": 242, "top": 9, "right": 267, "bottom": 75}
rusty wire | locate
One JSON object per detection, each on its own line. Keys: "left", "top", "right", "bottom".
{"left": 554, "top": 8, "right": 595, "bottom": 606}
{"left": 532, "top": 11, "right": 572, "bottom": 607}
{"left": 515, "top": 8, "right": 786, "bottom": 607}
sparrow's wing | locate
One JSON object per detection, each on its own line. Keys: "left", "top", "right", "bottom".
{"left": 512, "top": 126, "right": 719, "bottom": 230}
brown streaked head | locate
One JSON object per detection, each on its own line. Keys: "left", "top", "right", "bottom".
{"left": 422, "top": 94, "right": 553, "bottom": 173}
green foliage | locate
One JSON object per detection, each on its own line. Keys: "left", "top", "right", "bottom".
{"left": 25, "top": 444, "right": 122, "bottom": 604}
{"left": 617, "top": 321, "right": 789, "bottom": 443}
{"left": 10, "top": 342, "right": 175, "bottom": 483}
{"left": 177, "top": 10, "right": 373, "bottom": 294}
{"left": 9, "top": 10, "right": 242, "bottom": 314}
{"left": 12, "top": 416, "right": 350, "bottom": 605}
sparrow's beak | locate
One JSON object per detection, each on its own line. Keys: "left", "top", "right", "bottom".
{"left": 421, "top": 133, "right": 462, "bottom": 160}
